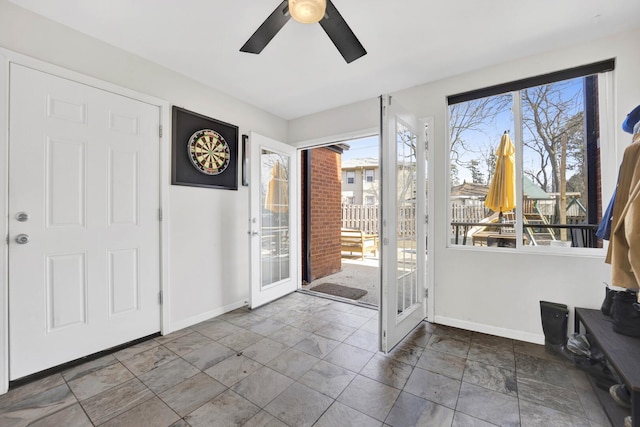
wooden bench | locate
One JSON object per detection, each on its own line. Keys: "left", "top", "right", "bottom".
{"left": 575, "top": 308, "right": 638, "bottom": 426}
{"left": 341, "top": 228, "right": 378, "bottom": 260}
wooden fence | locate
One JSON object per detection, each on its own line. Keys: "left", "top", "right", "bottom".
{"left": 342, "top": 204, "right": 378, "bottom": 234}
{"left": 451, "top": 204, "right": 490, "bottom": 223}
{"left": 341, "top": 203, "right": 416, "bottom": 238}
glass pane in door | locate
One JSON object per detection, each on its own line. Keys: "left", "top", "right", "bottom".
{"left": 396, "top": 122, "right": 419, "bottom": 315}
{"left": 260, "top": 149, "right": 290, "bottom": 287}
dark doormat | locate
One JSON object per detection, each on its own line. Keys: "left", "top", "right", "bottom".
{"left": 309, "top": 283, "right": 367, "bottom": 300}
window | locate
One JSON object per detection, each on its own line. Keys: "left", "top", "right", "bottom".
{"left": 447, "top": 60, "right": 614, "bottom": 250}
{"left": 343, "top": 196, "right": 355, "bottom": 204}
{"left": 365, "top": 169, "right": 375, "bottom": 182}
{"left": 365, "top": 196, "right": 375, "bottom": 205}
{"left": 346, "top": 171, "right": 355, "bottom": 184}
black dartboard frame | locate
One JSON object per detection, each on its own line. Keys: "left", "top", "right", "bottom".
{"left": 171, "top": 106, "right": 238, "bottom": 190}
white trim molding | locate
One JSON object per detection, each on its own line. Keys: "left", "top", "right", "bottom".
{"left": 433, "top": 315, "right": 545, "bottom": 345}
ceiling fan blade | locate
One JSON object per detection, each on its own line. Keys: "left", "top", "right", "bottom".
{"left": 240, "top": 0, "right": 291, "bottom": 54}
{"left": 319, "top": 0, "right": 367, "bottom": 63}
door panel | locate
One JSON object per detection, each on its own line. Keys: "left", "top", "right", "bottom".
{"left": 380, "top": 95, "right": 427, "bottom": 352}
{"left": 46, "top": 137, "right": 86, "bottom": 227}
{"left": 9, "top": 64, "right": 161, "bottom": 379}
{"left": 46, "top": 253, "right": 87, "bottom": 331}
{"left": 249, "top": 133, "right": 298, "bottom": 308}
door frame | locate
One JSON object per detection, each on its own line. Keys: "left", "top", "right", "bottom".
{"left": 0, "top": 48, "right": 172, "bottom": 393}
{"left": 248, "top": 132, "right": 301, "bottom": 308}
{"left": 293, "top": 120, "right": 434, "bottom": 338}
{"left": 425, "top": 115, "right": 436, "bottom": 323}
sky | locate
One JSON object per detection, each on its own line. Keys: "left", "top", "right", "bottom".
{"left": 342, "top": 135, "right": 379, "bottom": 161}
{"left": 452, "top": 77, "right": 584, "bottom": 185}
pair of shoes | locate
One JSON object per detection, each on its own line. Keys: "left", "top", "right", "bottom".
{"left": 612, "top": 290, "right": 640, "bottom": 337}
{"left": 625, "top": 416, "right": 632, "bottom": 427}
{"left": 610, "top": 384, "right": 631, "bottom": 408}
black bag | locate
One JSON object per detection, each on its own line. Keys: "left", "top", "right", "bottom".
{"left": 612, "top": 290, "right": 640, "bottom": 337}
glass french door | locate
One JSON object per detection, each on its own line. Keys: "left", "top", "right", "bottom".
{"left": 249, "top": 133, "right": 299, "bottom": 308}
{"left": 379, "top": 95, "right": 427, "bottom": 352}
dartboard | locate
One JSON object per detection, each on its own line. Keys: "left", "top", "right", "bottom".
{"left": 187, "top": 129, "right": 231, "bottom": 175}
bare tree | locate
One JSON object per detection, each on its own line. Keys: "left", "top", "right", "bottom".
{"left": 449, "top": 95, "right": 511, "bottom": 167}
{"left": 521, "top": 82, "right": 583, "bottom": 194}
{"left": 564, "top": 111, "right": 586, "bottom": 192}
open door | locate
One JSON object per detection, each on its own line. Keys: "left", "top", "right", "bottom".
{"left": 380, "top": 95, "right": 427, "bottom": 352}
{"left": 249, "top": 133, "right": 299, "bottom": 308}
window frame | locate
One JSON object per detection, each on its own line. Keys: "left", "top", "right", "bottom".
{"left": 365, "top": 169, "right": 375, "bottom": 183}
{"left": 446, "top": 60, "right": 615, "bottom": 254}
{"left": 346, "top": 170, "right": 355, "bottom": 184}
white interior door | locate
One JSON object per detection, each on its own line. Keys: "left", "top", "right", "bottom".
{"left": 249, "top": 133, "right": 299, "bottom": 308}
{"left": 9, "top": 64, "right": 161, "bottom": 379}
{"left": 380, "top": 95, "right": 427, "bottom": 352}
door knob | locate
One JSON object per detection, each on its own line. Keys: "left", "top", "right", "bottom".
{"left": 15, "top": 212, "right": 30, "bottom": 222}
{"left": 15, "top": 234, "right": 30, "bottom": 244}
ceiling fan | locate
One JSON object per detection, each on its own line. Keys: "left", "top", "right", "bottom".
{"left": 240, "top": 0, "right": 367, "bottom": 64}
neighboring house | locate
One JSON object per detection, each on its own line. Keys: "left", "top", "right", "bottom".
{"left": 341, "top": 158, "right": 379, "bottom": 205}
{"left": 341, "top": 158, "right": 420, "bottom": 205}
{"left": 450, "top": 181, "right": 491, "bottom": 206}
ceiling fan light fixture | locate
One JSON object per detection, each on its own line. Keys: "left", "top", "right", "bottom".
{"left": 289, "top": 0, "right": 326, "bottom": 24}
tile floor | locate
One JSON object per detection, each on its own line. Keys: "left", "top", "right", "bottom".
{"left": 0, "top": 292, "right": 613, "bottom": 426}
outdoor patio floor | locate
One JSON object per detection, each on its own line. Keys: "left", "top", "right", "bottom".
{"left": 304, "top": 255, "right": 380, "bottom": 306}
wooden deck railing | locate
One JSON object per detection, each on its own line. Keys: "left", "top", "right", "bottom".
{"left": 451, "top": 221, "right": 600, "bottom": 248}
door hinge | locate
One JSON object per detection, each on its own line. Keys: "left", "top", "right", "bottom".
{"left": 158, "top": 208, "right": 163, "bottom": 221}
{"left": 425, "top": 288, "right": 428, "bottom": 298}
{"left": 159, "top": 125, "right": 163, "bottom": 138}
{"left": 159, "top": 291, "right": 163, "bottom": 305}
{"left": 5, "top": 234, "right": 8, "bottom": 245}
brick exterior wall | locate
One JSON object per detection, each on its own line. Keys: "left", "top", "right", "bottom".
{"left": 302, "top": 147, "right": 342, "bottom": 282}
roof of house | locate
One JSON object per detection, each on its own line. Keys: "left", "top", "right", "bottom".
{"left": 450, "top": 182, "right": 488, "bottom": 198}
{"left": 451, "top": 178, "right": 551, "bottom": 199}
{"left": 342, "top": 158, "right": 379, "bottom": 169}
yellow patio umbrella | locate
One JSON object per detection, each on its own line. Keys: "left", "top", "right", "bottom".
{"left": 484, "top": 131, "right": 516, "bottom": 218}
{"left": 264, "top": 161, "right": 289, "bottom": 213}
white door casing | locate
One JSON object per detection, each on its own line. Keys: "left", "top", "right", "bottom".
{"left": 8, "top": 64, "right": 161, "bottom": 379}
{"left": 380, "top": 95, "right": 427, "bottom": 352}
{"left": 249, "top": 132, "right": 299, "bottom": 308}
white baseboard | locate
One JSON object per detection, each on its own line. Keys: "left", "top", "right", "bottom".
{"left": 164, "top": 299, "right": 247, "bottom": 334}
{"left": 433, "top": 315, "right": 544, "bottom": 345}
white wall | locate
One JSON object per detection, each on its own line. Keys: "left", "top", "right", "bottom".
{"left": 290, "top": 28, "right": 640, "bottom": 343}
{"left": 0, "top": 0, "right": 288, "bottom": 339}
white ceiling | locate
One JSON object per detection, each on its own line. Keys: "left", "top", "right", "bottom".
{"left": 9, "top": 0, "right": 640, "bottom": 120}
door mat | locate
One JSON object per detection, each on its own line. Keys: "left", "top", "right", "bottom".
{"left": 309, "top": 283, "right": 367, "bottom": 300}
